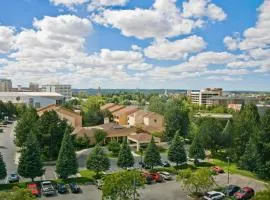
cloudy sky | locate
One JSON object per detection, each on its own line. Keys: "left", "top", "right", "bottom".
{"left": 0, "top": 0, "right": 270, "bottom": 90}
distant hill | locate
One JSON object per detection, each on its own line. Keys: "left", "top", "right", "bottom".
{"left": 72, "top": 88, "right": 187, "bottom": 95}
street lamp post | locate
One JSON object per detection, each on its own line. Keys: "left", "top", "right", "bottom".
{"left": 226, "top": 156, "right": 230, "bottom": 185}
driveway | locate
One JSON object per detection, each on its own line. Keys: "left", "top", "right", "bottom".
{"left": 0, "top": 122, "right": 18, "bottom": 183}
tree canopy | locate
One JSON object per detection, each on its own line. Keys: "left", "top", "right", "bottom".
{"left": 0, "top": 152, "right": 7, "bottom": 181}
{"left": 86, "top": 144, "right": 110, "bottom": 175}
{"left": 189, "top": 134, "right": 205, "bottom": 160}
{"left": 144, "top": 137, "right": 161, "bottom": 169}
{"left": 117, "top": 139, "right": 134, "bottom": 168}
{"left": 168, "top": 132, "right": 187, "bottom": 166}
{"left": 56, "top": 128, "right": 78, "bottom": 179}
{"left": 94, "top": 129, "right": 107, "bottom": 144}
{"left": 18, "top": 133, "right": 44, "bottom": 181}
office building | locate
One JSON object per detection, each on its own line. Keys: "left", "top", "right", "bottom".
{"left": 187, "top": 88, "right": 223, "bottom": 106}
{"left": 42, "top": 84, "right": 72, "bottom": 100}
{"left": 0, "top": 92, "right": 64, "bottom": 108}
{"left": 0, "top": 79, "right": 12, "bottom": 92}
{"left": 29, "top": 82, "right": 40, "bottom": 92}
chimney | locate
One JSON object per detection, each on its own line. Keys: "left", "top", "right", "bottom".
{"left": 104, "top": 117, "right": 110, "bottom": 124}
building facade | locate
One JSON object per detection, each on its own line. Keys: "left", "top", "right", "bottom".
{"left": 187, "top": 88, "right": 223, "bottom": 106}
{"left": 0, "top": 79, "right": 12, "bottom": 92}
{"left": 0, "top": 92, "right": 64, "bottom": 108}
{"left": 42, "top": 84, "right": 72, "bottom": 100}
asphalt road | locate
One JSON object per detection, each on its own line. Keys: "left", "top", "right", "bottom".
{"left": 0, "top": 123, "right": 18, "bottom": 183}
{"left": 40, "top": 180, "right": 188, "bottom": 200}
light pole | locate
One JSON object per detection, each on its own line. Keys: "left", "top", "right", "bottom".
{"left": 226, "top": 156, "right": 230, "bottom": 185}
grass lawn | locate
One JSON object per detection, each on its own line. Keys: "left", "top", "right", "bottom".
{"left": 212, "top": 159, "right": 260, "bottom": 180}
{"left": 0, "top": 182, "right": 27, "bottom": 191}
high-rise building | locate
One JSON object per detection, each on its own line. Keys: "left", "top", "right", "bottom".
{"left": 42, "top": 84, "right": 72, "bottom": 100}
{"left": 0, "top": 79, "right": 12, "bottom": 92}
{"left": 29, "top": 82, "right": 40, "bottom": 92}
{"left": 187, "top": 88, "right": 223, "bottom": 106}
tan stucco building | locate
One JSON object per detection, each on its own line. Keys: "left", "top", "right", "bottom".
{"left": 37, "top": 104, "right": 82, "bottom": 128}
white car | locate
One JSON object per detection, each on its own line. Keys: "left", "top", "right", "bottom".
{"left": 158, "top": 172, "right": 172, "bottom": 180}
{"left": 203, "top": 191, "right": 225, "bottom": 200}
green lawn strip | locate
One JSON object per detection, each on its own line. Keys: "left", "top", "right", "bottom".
{"left": 0, "top": 182, "right": 27, "bottom": 191}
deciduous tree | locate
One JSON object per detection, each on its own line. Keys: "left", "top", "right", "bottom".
{"left": 94, "top": 129, "right": 107, "bottom": 144}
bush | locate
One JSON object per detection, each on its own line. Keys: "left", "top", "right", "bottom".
{"left": 74, "top": 135, "right": 91, "bottom": 150}
{"left": 107, "top": 140, "right": 121, "bottom": 157}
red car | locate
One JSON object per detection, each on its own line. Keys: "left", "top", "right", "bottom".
{"left": 234, "top": 187, "right": 255, "bottom": 200}
{"left": 27, "top": 183, "right": 41, "bottom": 197}
{"left": 149, "top": 173, "right": 164, "bottom": 182}
{"left": 211, "top": 166, "right": 224, "bottom": 174}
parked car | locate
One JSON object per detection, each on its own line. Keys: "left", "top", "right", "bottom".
{"left": 141, "top": 173, "right": 154, "bottom": 184}
{"left": 225, "top": 185, "right": 240, "bottom": 196}
{"left": 139, "top": 162, "right": 151, "bottom": 169}
{"left": 234, "top": 187, "right": 255, "bottom": 200}
{"left": 57, "top": 183, "right": 68, "bottom": 194}
{"left": 161, "top": 161, "right": 171, "bottom": 167}
{"left": 8, "top": 173, "right": 19, "bottom": 183}
{"left": 211, "top": 166, "right": 224, "bottom": 174}
{"left": 203, "top": 191, "right": 225, "bottom": 200}
{"left": 41, "top": 181, "right": 55, "bottom": 196}
{"left": 149, "top": 173, "right": 164, "bottom": 182}
{"left": 27, "top": 183, "right": 40, "bottom": 197}
{"left": 69, "top": 183, "right": 80, "bottom": 193}
{"left": 158, "top": 171, "right": 172, "bottom": 180}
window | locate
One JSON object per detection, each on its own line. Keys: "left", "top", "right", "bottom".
{"left": 154, "top": 119, "right": 157, "bottom": 123}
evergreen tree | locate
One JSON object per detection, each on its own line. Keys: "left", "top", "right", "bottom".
{"left": 117, "top": 138, "right": 134, "bottom": 168}
{"left": 86, "top": 144, "right": 110, "bottom": 175}
{"left": 233, "top": 103, "right": 260, "bottom": 161}
{"left": 256, "top": 109, "right": 270, "bottom": 179}
{"left": 0, "top": 152, "right": 7, "bottom": 181}
{"left": 56, "top": 128, "right": 78, "bottom": 179}
{"left": 239, "top": 137, "right": 258, "bottom": 171}
{"left": 189, "top": 134, "right": 205, "bottom": 160}
{"left": 164, "top": 99, "right": 190, "bottom": 141}
{"left": 144, "top": 137, "right": 161, "bottom": 169}
{"left": 15, "top": 108, "right": 39, "bottom": 147}
{"left": 18, "top": 133, "right": 44, "bottom": 182}
{"left": 168, "top": 132, "right": 187, "bottom": 166}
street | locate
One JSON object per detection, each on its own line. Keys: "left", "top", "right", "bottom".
{"left": 0, "top": 122, "right": 18, "bottom": 183}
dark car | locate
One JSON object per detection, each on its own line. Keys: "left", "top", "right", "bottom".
{"left": 8, "top": 173, "right": 19, "bottom": 183}
{"left": 69, "top": 183, "right": 80, "bottom": 193}
{"left": 234, "top": 187, "right": 255, "bottom": 200}
{"left": 141, "top": 173, "right": 154, "bottom": 185}
{"left": 225, "top": 185, "right": 240, "bottom": 196}
{"left": 161, "top": 161, "right": 171, "bottom": 167}
{"left": 139, "top": 161, "right": 151, "bottom": 169}
{"left": 57, "top": 183, "right": 68, "bottom": 194}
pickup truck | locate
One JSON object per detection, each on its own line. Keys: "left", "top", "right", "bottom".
{"left": 41, "top": 181, "right": 55, "bottom": 196}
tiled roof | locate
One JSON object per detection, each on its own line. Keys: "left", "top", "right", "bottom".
{"left": 113, "top": 106, "right": 138, "bottom": 116}
{"left": 100, "top": 103, "right": 116, "bottom": 111}
{"left": 128, "top": 133, "right": 153, "bottom": 142}
{"left": 108, "top": 105, "right": 125, "bottom": 113}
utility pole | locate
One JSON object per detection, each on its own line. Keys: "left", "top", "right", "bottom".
{"left": 226, "top": 156, "right": 230, "bottom": 185}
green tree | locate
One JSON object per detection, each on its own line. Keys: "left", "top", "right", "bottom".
{"left": 0, "top": 187, "right": 35, "bottom": 200}
{"left": 239, "top": 137, "right": 258, "bottom": 171}
{"left": 198, "top": 118, "right": 223, "bottom": 155}
{"left": 144, "top": 137, "right": 161, "bottom": 169}
{"left": 233, "top": 103, "right": 260, "bottom": 161}
{"left": 56, "top": 128, "right": 78, "bottom": 179}
{"left": 168, "top": 132, "right": 187, "bottom": 166}
{"left": 36, "top": 111, "right": 69, "bottom": 160}
{"left": 0, "top": 152, "right": 7, "bottom": 181}
{"left": 256, "top": 109, "right": 270, "bottom": 179}
{"left": 94, "top": 129, "right": 107, "bottom": 144}
{"left": 18, "top": 133, "right": 44, "bottom": 182}
{"left": 117, "top": 139, "right": 134, "bottom": 168}
{"left": 82, "top": 96, "right": 104, "bottom": 126}
{"left": 189, "top": 134, "right": 205, "bottom": 160}
{"left": 108, "top": 140, "right": 121, "bottom": 157}
{"left": 15, "top": 108, "right": 39, "bottom": 147}
{"left": 86, "top": 145, "right": 110, "bottom": 175}
{"left": 164, "top": 99, "right": 190, "bottom": 141}
{"left": 177, "top": 168, "right": 215, "bottom": 194}
{"left": 148, "top": 96, "right": 166, "bottom": 115}
{"left": 102, "top": 170, "right": 144, "bottom": 200}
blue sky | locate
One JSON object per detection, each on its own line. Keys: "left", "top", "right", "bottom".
{"left": 0, "top": 0, "right": 269, "bottom": 90}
